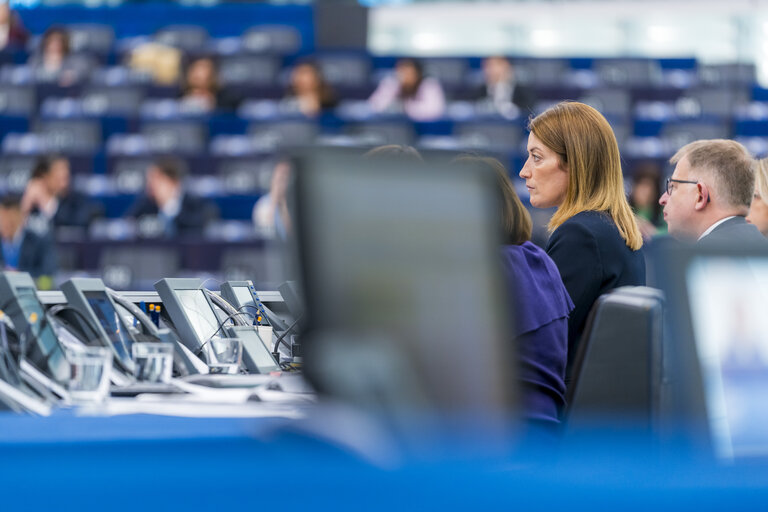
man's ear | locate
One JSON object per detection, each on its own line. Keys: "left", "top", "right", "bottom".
{"left": 694, "top": 182, "right": 710, "bottom": 211}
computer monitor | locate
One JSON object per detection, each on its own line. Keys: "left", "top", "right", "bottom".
{"left": 292, "top": 148, "right": 515, "bottom": 422}
{"left": 220, "top": 281, "right": 258, "bottom": 313}
{"left": 652, "top": 239, "right": 768, "bottom": 461}
{"left": 61, "top": 278, "right": 136, "bottom": 373}
{"left": 225, "top": 325, "right": 279, "bottom": 374}
{"left": 155, "top": 278, "right": 224, "bottom": 352}
{"left": 0, "top": 272, "right": 69, "bottom": 383}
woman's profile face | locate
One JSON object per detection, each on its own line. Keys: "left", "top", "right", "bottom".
{"left": 519, "top": 132, "right": 569, "bottom": 209}
{"left": 746, "top": 193, "right": 768, "bottom": 237}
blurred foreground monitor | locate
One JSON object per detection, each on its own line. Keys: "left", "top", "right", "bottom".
{"left": 654, "top": 240, "right": 768, "bottom": 462}
{"left": 290, "top": 147, "right": 516, "bottom": 431}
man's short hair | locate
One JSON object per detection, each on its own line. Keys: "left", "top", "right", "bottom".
{"left": 150, "top": 157, "right": 187, "bottom": 183}
{"left": 670, "top": 139, "right": 755, "bottom": 208}
{"left": 0, "top": 195, "right": 22, "bottom": 210}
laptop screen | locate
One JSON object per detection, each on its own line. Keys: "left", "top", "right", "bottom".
{"left": 687, "top": 256, "right": 768, "bottom": 460}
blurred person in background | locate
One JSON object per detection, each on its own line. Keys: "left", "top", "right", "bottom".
{"left": 0, "top": 1, "right": 28, "bottom": 50}
{"left": 474, "top": 56, "right": 536, "bottom": 117}
{"left": 0, "top": 195, "right": 56, "bottom": 287}
{"left": 284, "top": 60, "right": 337, "bottom": 118}
{"left": 746, "top": 157, "right": 768, "bottom": 238}
{"left": 458, "top": 155, "right": 572, "bottom": 431}
{"left": 28, "top": 26, "right": 80, "bottom": 85}
{"left": 128, "top": 157, "right": 218, "bottom": 238}
{"left": 21, "top": 155, "right": 102, "bottom": 231}
{"left": 628, "top": 162, "right": 666, "bottom": 240}
{"left": 179, "top": 56, "right": 239, "bottom": 112}
{"left": 253, "top": 159, "right": 292, "bottom": 239}
{"left": 660, "top": 139, "right": 765, "bottom": 245}
{"left": 369, "top": 58, "right": 445, "bottom": 121}
{"left": 179, "top": 56, "right": 219, "bottom": 113}
{"left": 521, "top": 101, "right": 644, "bottom": 378}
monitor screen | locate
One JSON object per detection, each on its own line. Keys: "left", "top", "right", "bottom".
{"left": 233, "top": 286, "right": 255, "bottom": 308}
{"left": 84, "top": 290, "right": 133, "bottom": 364}
{"left": 235, "top": 328, "right": 279, "bottom": 373}
{"left": 16, "top": 287, "right": 59, "bottom": 358}
{"left": 687, "top": 256, "right": 768, "bottom": 460}
{"left": 15, "top": 287, "right": 68, "bottom": 381}
{"left": 176, "top": 289, "right": 221, "bottom": 343}
{"left": 294, "top": 149, "right": 513, "bottom": 417}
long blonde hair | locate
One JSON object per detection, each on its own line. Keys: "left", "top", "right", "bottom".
{"left": 529, "top": 101, "right": 643, "bottom": 250}
{"left": 755, "top": 157, "right": 768, "bottom": 206}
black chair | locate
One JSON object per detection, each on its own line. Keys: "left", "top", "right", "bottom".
{"left": 36, "top": 119, "right": 102, "bottom": 154}
{"left": 578, "top": 88, "right": 631, "bottom": 119}
{"left": 661, "top": 121, "right": 729, "bottom": 149}
{"left": 0, "top": 85, "right": 35, "bottom": 116}
{"left": 81, "top": 86, "right": 144, "bottom": 116}
{"left": 66, "top": 24, "right": 115, "bottom": 56}
{"left": 565, "top": 286, "right": 664, "bottom": 431}
{"left": 593, "top": 58, "right": 661, "bottom": 87}
{"left": 141, "top": 121, "right": 207, "bottom": 154}
{"left": 100, "top": 245, "right": 180, "bottom": 290}
{"left": 343, "top": 120, "right": 415, "bottom": 146}
{"left": 241, "top": 25, "right": 301, "bottom": 55}
{"left": 154, "top": 25, "right": 209, "bottom": 53}
{"left": 511, "top": 58, "right": 569, "bottom": 86}
{"left": 454, "top": 120, "right": 523, "bottom": 151}
{"left": 698, "top": 63, "right": 756, "bottom": 86}
{"left": 0, "top": 156, "right": 37, "bottom": 193}
{"left": 219, "top": 55, "right": 280, "bottom": 87}
{"left": 249, "top": 120, "right": 319, "bottom": 148}
{"left": 316, "top": 53, "right": 371, "bottom": 89}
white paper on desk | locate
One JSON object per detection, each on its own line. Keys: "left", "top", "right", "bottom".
{"left": 79, "top": 398, "right": 306, "bottom": 419}
{"left": 167, "top": 379, "right": 256, "bottom": 403}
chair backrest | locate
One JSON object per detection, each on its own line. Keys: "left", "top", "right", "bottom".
{"left": 154, "top": 25, "right": 209, "bottom": 52}
{"left": 66, "top": 24, "right": 115, "bottom": 55}
{"left": 219, "top": 56, "right": 279, "bottom": 87}
{"left": 241, "top": 25, "right": 301, "bottom": 55}
{"left": 141, "top": 121, "right": 207, "bottom": 153}
{"left": 0, "top": 86, "right": 35, "bottom": 116}
{"left": 36, "top": 119, "right": 102, "bottom": 154}
{"left": 565, "top": 286, "right": 664, "bottom": 430}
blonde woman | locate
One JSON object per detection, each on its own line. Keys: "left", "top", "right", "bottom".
{"left": 747, "top": 157, "right": 768, "bottom": 237}
{"left": 519, "top": 101, "right": 645, "bottom": 377}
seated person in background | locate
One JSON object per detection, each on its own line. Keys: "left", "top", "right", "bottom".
{"left": 457, "top": 155, "right": 573, "bottom": 429}
{"left": 284, "top": 60, "right": 337, "bottom": 118}
{"left": 369, "top": 58, "right": 445, "bottom": 121}
{"left": 0, "top": 195, "right": 56, "bottom": 286}
{"left": 746, "top": 157, "right": 768, "bottom": 238}
{"left": 0, "top": 1, "right": 29, "bottom": 50}
{"left": 628, "top": 162, "right": 666, "bottom": 240}
{"left": 253, "top": 160, "right": 292, "bottom": 239}
{"left": 179, "top": 56, "right": 219, "bottom": 113}
{"left": 28, "top": 26, "right": 80, "bottom": 85}
{"left": 659, "top": 139, "right": 767, "bottom": 245}
{"left": 21, "top": 155, "right": 102, "bottom": 230}
{"left": 178, "top": 56, "right": 239, "bottom": 112}
{"left": 127, "top": 158, "right": 218, "bottom": 238}
{"left": 474, "top": 56, "right": 536, "bottom": 117}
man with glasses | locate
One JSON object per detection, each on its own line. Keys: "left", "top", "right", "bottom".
{"left": 659, "top": 139, "right": 767, "bottom": 244}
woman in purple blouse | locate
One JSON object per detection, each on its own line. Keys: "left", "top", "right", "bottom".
{"left": 460, "top": 156, "right": 574, "bottom": 428}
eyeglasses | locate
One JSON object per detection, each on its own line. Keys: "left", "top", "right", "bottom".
{"left": 665, "top": 177, "right": 699, "bottom": 196}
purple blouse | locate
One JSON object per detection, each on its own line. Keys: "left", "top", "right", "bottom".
{"left": 501, "top": 242, "right": 574, "bottom": 426}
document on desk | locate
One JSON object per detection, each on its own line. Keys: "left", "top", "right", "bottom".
{"left": 79, "top": 397, "right": 307, "bottom": 419}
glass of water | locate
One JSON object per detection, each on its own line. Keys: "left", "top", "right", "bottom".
{"left": 66, "top": 346, "right": 112, "bottom": 404}
{"left": 204, "top": 337, "right": 242, "bottom": 374}
{"left": 132, "top": 342, "right": 174, "bottom": 383}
